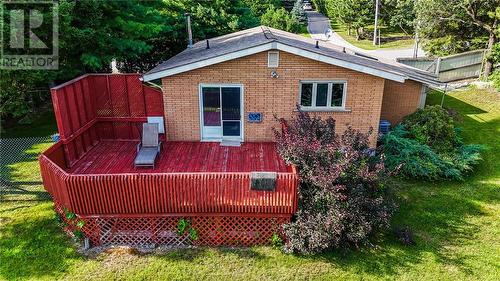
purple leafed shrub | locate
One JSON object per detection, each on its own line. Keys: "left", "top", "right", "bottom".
{"left": 274, "top": 110, "right": 395, "bottom": 254}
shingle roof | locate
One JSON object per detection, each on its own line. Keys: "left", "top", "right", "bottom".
{"left": 144, "top": 26, "right": 440, "bottom": 86}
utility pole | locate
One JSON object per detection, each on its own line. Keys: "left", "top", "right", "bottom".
{"left": 413, "top": 20, "right": 420, "bottom": 58}
{"left": 413, "top": 28, "right": 419, "bottom": 58}
{"left": 373, "top": 0, "right": 380, "bottom": 46}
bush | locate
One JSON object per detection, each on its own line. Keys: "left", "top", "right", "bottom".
{"left": 275, "top": 111, "right": 394, "bottom": 254}
{"left": 261, "top": 7, "right": 300, "bottom": 32}
{"left": 383, "top": 126, "right": 446, "bottom": 180}
{"left": 489, "top": 70, "right": 500, "bottom": 91}
{"left": 401, "top": 105, "right": 457, "bottom": 154}
{"left": 383, "top": 126, "right": 483, "bottom": 180}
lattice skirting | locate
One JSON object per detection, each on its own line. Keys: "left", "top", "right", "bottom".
{"left": 54, "top": 202, "right": 290, "bottom": 247}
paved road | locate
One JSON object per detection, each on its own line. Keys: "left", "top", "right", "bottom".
{"left": 306, "top": 11, "right": 425, "bottom": 60}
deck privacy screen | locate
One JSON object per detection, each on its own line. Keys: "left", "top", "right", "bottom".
{"left": 50, "top": 74, "right": 163, "bottom": 165}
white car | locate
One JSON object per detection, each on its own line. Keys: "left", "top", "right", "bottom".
{"left": 303, "top": 3, "right": 312, "bottom": 11}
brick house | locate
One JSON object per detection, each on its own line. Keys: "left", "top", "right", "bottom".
{"left": 40, "top": 26, "right": 440, "bottom": 248}
{"left": 143, "top": 26, "right": 440, "bottom": 146}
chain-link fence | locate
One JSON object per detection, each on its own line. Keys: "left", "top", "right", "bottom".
{"left": 0, "top": 136, "right": 54, "bottom": 201}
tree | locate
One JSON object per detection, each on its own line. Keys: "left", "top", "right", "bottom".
{"left": 381, "top": 0, "right": 416, "bottom": 35}
{"left": 325, "top": 0, "right": 373, "bottom": 39}
{"left": 261, "top": 7, "right": 300, "bottom": 32}
{"left": 291, "top": 0, "right": 307, "bottom": 24}
{"left": 241, "top": 0, "right": 282, "bottom": 17}
{"left": 120, "top": 0, "right": 262, "bottom": 72}
{"left": 416, "top": 0, "right": 499, "bottom": 77}
{"left": 64, "top": 0, "right": 167, "bottom": 72}
{"left": 311, "top": 0, "right": 327, "bottom": 15}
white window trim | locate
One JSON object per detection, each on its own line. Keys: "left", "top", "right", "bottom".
{"left": 268, "top": 51, "right": 279, "bottom": 68}
{"left": 299, "top": 80, "right": 347, "bottom": 111}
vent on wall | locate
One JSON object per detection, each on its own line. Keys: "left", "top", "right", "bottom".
{"left": 268, "top": 51, "right": 279, "bottom": 68}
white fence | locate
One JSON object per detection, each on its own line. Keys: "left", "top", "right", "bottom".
{"left": 397, "top": 49, "right": 486, "bottom": 82}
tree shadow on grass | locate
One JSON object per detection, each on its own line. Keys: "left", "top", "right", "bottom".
{"left": 0, "top": 203, "right": 79, "bottom": 281}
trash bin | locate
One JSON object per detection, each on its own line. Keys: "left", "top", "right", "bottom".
{"left": 379, "top": 120, "right": 391, "bottom": 135}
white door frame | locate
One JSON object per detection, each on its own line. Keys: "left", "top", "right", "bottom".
{"left": 199, "top": 83, "right": 244, "bottom": 142}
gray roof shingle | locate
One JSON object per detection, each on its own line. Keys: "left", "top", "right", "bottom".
{"left": 144, "top": 26, "right": 440, "bottom": 86}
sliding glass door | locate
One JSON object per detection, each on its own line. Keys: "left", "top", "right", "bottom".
{"left": 200, "top": 85, "right": 243, "bottom": 141}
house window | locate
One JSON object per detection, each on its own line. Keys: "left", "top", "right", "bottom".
{"left": 268, "top": 51, "right": 279, "bottom": 67}
{"left": 299, "top": 81, "right": 346, "bottom": 110}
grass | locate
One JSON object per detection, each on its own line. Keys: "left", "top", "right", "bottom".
{"left": 331, "top": 23, "right": 415, "bottom": 50}
{"left": 1, "top": 87, "right": 499, "bottom": 280}
{"left": 0, "top": 110, "right": 58, "bottom": 138}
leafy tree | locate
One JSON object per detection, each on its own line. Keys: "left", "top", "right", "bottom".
{"left": 416, "top": 0, "right": 499, "bottom": 77}
{"left": 325, "top": 0, "right": 373, "bottom": 40}
{"left": 261, "top": 7, "right": 300, "bottom": 32}
{"left": 120, "top": 0, "right": 261, "bottom": 72}
{"left": 241, "top": 0, "right": 282, "bottom": 17}
{"left": 66, "top": 0, "right": 167, "bottom": 72}
{"left": 0, "top": 70, "right": 57, "bottom": 122}
{"left": 181, "top": 0, "right": 259, "bottom": 40}
{"left": 381, "top": 0, "right": 416, "bottom": 35}
{"left": 311, "top": 0, "right": 327, "bottom": 14}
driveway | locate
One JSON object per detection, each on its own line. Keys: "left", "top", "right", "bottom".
{"left": 306, "top": 11, "right": 425, "bottom": 60}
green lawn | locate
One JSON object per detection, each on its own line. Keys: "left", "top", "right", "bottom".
{"left": 0, "top": 110, "right": 58, "bottom": 138}
{"left": 1, "top": 87, "right": 499, "bottom": 280}
{"left": 331, "top": 23, "right": 415, "bottom": 50}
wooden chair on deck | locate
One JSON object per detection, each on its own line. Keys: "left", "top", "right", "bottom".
{"left": 134, "top": 123, "right": 161, "bottom": 168}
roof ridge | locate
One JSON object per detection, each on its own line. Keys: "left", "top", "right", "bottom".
{"left": 144, "top": 26, "right": 440, "bottom": 86}
{"left": 261, "top": 26, "right": 277, "bottom": 41}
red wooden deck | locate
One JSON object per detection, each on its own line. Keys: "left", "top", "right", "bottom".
{"left": 40, "top": 74, "right": 299, "bottom": 247}
{"left": 69, "top": 141, "right": 291, "bottom": 174}
{"left": 40, "top": 140, "right": 298, "bottom": 216}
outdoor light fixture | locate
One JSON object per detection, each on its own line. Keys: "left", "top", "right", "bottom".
{"left": 271, "top": 70, "right": 279, "bottom": 78}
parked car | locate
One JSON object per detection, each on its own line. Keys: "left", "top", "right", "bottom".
{"left": 303, "top": 2, "right": 312, "bottom": 11}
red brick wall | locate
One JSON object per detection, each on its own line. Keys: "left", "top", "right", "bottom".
{"left": 381, "top": 79, "right": 423, "bottom": 125}
{"left": 161, "top": 51, "right": 388, "bottom": 146}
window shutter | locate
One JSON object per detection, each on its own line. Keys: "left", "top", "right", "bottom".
{"left": 268, "top": 51, "right": 279, "bottom": 68}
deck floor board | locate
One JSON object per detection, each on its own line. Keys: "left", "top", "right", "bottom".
{"left": 68, "top": 141, "right": 291, "bottom": 174}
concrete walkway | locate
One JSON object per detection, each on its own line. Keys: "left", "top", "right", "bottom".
{"left": 306, "top": 11, "right": 425, "bottom": 60}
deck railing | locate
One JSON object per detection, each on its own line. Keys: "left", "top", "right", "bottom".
{"left": 39, "top": 143, "right": 299, "bottom": 216}
{"left": 41, "top": 73, "right": 299, "bottom": 218}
